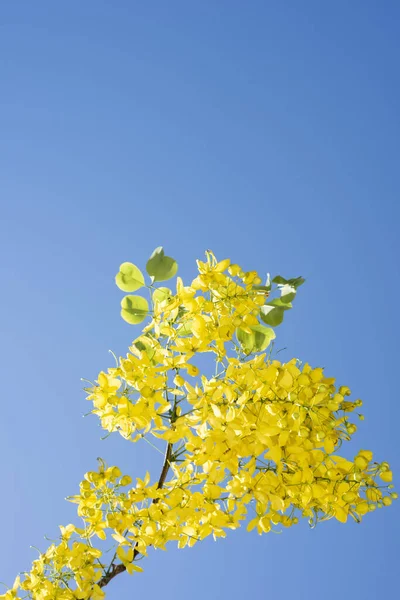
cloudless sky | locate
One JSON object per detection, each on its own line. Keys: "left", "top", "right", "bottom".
{"left": 1, "top": 1, "right": 399, "bottom": 598}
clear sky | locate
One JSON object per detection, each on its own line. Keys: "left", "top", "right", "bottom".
{"left": 1, "top": 1, "right": 399, "bottom": 599}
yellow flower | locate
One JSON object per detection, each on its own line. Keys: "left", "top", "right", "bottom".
{"left": 185, "top": 364, "right": 200, "bottom": 377}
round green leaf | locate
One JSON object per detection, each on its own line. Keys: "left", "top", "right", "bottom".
{"left": 236, "top": 328, "right": 255, "bottom": 352}
{"left": 237, "top": 325, "right": 275, "bottom": 353}
{"left": 288, "top": 276, "right": 305, "bottom": 288}
{"left": 279, "top": 284, "right": 296, "bottom": 303}
{"left": 133, "top": 336, "right": 157, "bottom": 363}
{"left": 115, "top": 262, "right": 145, "bottom": 292}
{"left": 267, "top": 297, "right": 292, "bottom": 309}
{"left": 134, "top": 339, "right": 147, "bottom": 352}
{"left": 260, "top": 305, "right": 285, "bottom": 326}
{"left": 272, "top": 275, "right": 305, "bottom": 289}
{"left": 152, "top": 287, "right": 173, "bottom": 304}
{"left": 120, "top": 295, "right": 149, "bottom": 325}
{"left": 146, "top": 247, "right": 178, "bottom": 282}
{"left": 250, "top": 324, "right": 276, "bottom": 351}
{"left": 177, "top": 320, "right": 194, "bottom": 337}
{"left": 272, "top": 275, "right": 288, "bottom": 285}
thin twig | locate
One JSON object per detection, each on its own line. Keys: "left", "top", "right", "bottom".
{"left": 98, "top": 442, "right": 173, "bottom": 589}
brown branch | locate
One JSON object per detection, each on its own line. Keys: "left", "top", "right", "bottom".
{"left": 98, "top": 442, "right": 173, "bottom": 590}
{"left": 156, "top": 442, "right": 173, "bottom": 492}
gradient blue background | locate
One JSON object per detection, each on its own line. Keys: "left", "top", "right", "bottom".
{"left": 1, "top": 1, "right": 399, "bottom": 598}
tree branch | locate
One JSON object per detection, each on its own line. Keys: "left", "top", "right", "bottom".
{"left": 98, "top": 442, "right": 173, "bottom": 590}
{"left": 156, "top": 442, "right": 173, "bottom": 492}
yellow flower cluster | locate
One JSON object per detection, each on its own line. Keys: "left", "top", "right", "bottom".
{"left": 2, "top": 251, "right": 395, "bottom": 600}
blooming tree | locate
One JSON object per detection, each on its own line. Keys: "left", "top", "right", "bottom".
{"left": 2, "top": 248, "right": 396, "bottom": 600}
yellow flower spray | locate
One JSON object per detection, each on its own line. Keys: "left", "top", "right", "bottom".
{"left": 2, "top": 248, "right": 395, "bottom": 600}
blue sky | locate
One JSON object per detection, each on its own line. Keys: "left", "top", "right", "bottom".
{"left": 1, "top": 1, "right": 399, "bottom": 598}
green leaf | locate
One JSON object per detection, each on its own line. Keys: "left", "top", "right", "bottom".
{"left": 260, "top": 305, "right": 285, "bottom": 327}
{"left": 267, "top": 298, "right": 292, "bottom": 309}
{"left": 134, "top": 340, "right": 147, "bottom": 352}
{"left": 272, "top": 275, "right": 305, "bottom": 289}
{"left": 236, "top": 328, "right": 255, "bottom": 353}
{"left": 133, "top": 336, "right": 157, "bottom": 363}
{"left": 272, "top": 275, "right": 288, "bottom": 285}
{"left": 146, "top": 247, "right": 178, "bottom": 282}
{"left": 279, "top": 284, "right": 296, "bottom": 303}
{"left": 251, "top": 325, "right": 276, "bottom": 351}
{"left": 236, "top": 324, "right": 275, "bottom": 353}
{"left": 288, "top": 276, "right": 305, "bottom": 288}
{"left": 152, "top": 287, "right": 172, "bottom": 304}
{"left": 120, "top": 295, "right": 149, "bottom": 325}
{"left": 115, "top": 262, "right": 145, "bottom": 292}
{"left": 177, "top": 320, "right": 193, "bottom": 337}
